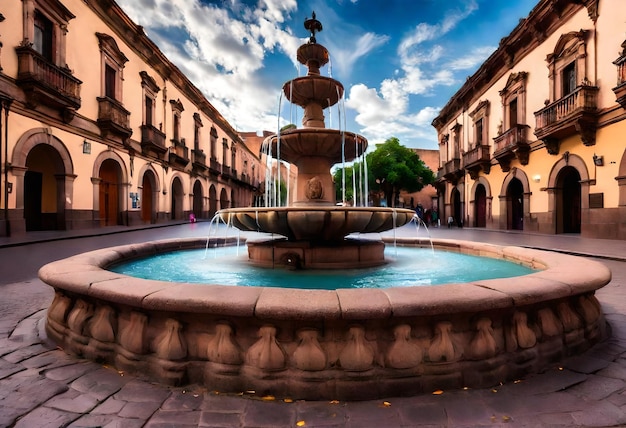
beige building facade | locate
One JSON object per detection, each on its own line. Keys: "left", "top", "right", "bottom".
{"left": 0, "top": 0, "right": 264, "bottom": 236}
{"left": 433, "top": 0, "right": 626, "bottom": 239}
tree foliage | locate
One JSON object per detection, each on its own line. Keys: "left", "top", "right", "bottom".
{"left": 334, "top": 137, "right": 435, "bottom": 207}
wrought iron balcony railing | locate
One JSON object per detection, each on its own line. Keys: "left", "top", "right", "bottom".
{"left": 97, "top": 97, "right": 132, "bottom": 140}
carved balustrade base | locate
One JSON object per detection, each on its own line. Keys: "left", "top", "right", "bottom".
{"left": 40, "top": 238, "right": 611, "bottom": 401}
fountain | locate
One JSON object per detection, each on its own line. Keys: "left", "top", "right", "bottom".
{"left": 221, "top": 12, "right": 414, "bottom": 269}
{"left": 39, "top": 15, "right": 611, "bottom": 401}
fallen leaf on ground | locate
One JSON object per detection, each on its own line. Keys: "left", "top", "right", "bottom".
{"left": 432, "top": 390, "right": 444, "bottom": 395}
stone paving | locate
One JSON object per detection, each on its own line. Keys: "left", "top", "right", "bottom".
{"left": 0, "top": 223, "right": 625, "bottom": 427}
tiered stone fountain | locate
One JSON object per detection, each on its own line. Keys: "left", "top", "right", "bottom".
{"left": 39, "top": 14, "right": 611, "bottom": 401}
{"left": 221, "top": 12, "right": 414, "bottom": 269}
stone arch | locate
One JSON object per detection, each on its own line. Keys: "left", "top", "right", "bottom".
{"left": 469, "top": 176, "right": 492, "bottom": 227}
{"left": 12, "top": 128, "right": 74, "bottom": 173}
{"left": 11, "top": 128, "right": 75, "bottom": 232}
{"left": 93, "top": 151, "right": 129, "bottom": 226}
{"left": 209, "top": 184, "right": 218, "bottom": 216}
{"left": 138, "top": 164, "right": 160, "bottom": 224}
{"left": 220, "top": 187, "right": 229, "bottom": 210}
{"left": 499, "top": 168, "right": 531, "bottom": 230}
{"left": 547, "top": 153, "right": 589, "bottom": 234}
{"left": 170, "top": 174, "right": 185, "bottom": 220}
{"left": 448, "top": 182, "right": 464, "bottom": 227}
{"left": 192, "top": 179, "right": 204, "bottom": 219}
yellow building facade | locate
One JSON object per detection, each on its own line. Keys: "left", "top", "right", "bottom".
{"left": 0, "top": 0, "right": 264, "bottom": 236}
{"left": 433, "top": 0, "right": 626, "bottom": 239}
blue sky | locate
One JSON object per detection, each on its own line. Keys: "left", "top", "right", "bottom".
{"left": 116, "top": 0, "right": 537, "bottom": 150}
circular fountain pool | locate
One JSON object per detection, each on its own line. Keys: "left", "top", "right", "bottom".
{"left": 39, "top": 236, "right": 610, "bottom": 400}
{"left": 109, "top": 245, "right": 535, "bottom": 289}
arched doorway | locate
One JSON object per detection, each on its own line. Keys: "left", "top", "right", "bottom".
{"left": 24, "top": 144, "right": 65, "bottom": 231}
{"left": 209, "top": 185, "right": 217, "bottom": 217}
{"left": 506, "top": 178, "right": 524, "bottom": 230}
{"left": 171, "top": 177, "right": 184, "bottom": 220}
{"left": 557, "top": 166, "right": 581, "bottom": 234}
{"left": 141, "top": 170, "right": 157, "bottom": 224}
{"left": 99, "top": 159, "right": 123, "bottom": 226}
{"left": 192, "top": 180, "right": 203, "bottom": 219}
{"left": 220, "top": 188, "right": 229, "bottom": 209}
{"left": 451, "top": 188, "right": 462, "bottom": 227}
{"left": 474, "top": 184, "right": 487, "bottom": 227}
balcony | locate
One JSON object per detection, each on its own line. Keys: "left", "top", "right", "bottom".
{"left": 169, "top": 139, "right": 190, "bottom": 167}
{"left": 208, "top": 158, "right": 221, "bottom": 176}
{"left": 221, "top": 165, "right": 232, "bottom": 179}
{"left": 16, "top": 45, "right": 82, "bottom": 120}
{"left": 97, "top": 97, "right": 132, "bottom": 142}
{"left": 191, "top": 149, "right": 207, "bottom": 171}
{"left": 493, "top": 124, "right": 531, "bottom": 172}
{"left": 440, "top": 158, "right": 463, "bottom": 183}
{"left": 462, "top": 145, "right": 491, "bottom": 179}
{"left": 140, "top": 125, "right": 167, "bottom": 157}
{"left": 534, "top": 84, "right": 599, "bottom": 154}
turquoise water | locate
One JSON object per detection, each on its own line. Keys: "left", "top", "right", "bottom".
{"left": 109, "top": 246, "right": 535, "bottom": 290}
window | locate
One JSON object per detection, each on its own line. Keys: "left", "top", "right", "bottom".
{"left": 499, "top": 72, "right": 527, "bottom": 132}
{"left": 562, "top": 62, "right": 576, "bottom": 96}
{"left": 33, "top": 11, "right": 54, "bottom": 61}
{"left": 169, "top": 99, "right": 184, "bottom": 143}
{"left": 468, "top": 100, "right": 489, "bottom": 148}
{"left": 22, "top": 0, "right": 75, "bottom": 67}
{"left": 96, "top": 33, "right": 127, "bottom": 101}
{"left": 475, "top": 119, "right": 483, "bottom": 146}
{"left": 105, "top": 64, "right": 116, "bottom": 99}
{"left": 222, "top": 138, "right": 229, "bottom": 166}
{"left": 509, "top": 98, "right": 518, "bottom": 127}
{"left": 140, "top": 71, "right": 160, "bottom": 127}
{"left": 547, "top": 31, "right": 589, "bottom": 101}
{"left": 173, "top": 114, "right": 180, "bottom": 141}
{"left": 210, "top": 127, "right": 218, "bottom": 160}
{"left": 144, "top": 96, "right": 153, "bottom": 126}
{"left": 193, "top": 113, "right": 203, "bottom": 151}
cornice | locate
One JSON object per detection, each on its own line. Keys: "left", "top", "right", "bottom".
{"left": 84, "top": 0, "right": 244, "bottom": 145}
{"left": 432, "top": 0, "right": 589, "bottom": 128}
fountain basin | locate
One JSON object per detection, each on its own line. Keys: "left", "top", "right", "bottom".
{"left": 220, "top": 206, "right": 414, "bottom": 241}
{"left": 271, "top": 128, "right": 367, "bottom": 164}
{"left": 39, "top": 237, "right": 610, "bottom": 400}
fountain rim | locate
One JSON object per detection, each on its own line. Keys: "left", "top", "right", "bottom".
{"left": 38, "top": 237, "right": 611, "bottom": 319}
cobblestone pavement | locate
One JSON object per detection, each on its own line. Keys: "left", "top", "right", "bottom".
{"left": 0, "top": 223, "right": 625, "bottom": 427}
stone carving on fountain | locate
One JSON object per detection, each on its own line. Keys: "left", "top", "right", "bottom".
{"left": 220, "top": 12, "right": 415, "bottom": 269}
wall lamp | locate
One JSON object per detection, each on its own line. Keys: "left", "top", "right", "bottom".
{"left": 532, "top": 174, "right": 541, "bottom": 183}
{"left": 593, "top": 154, "right": 604, "bottom": 167}
{"left": 82, "top": 140, "right": 91, "bottom": 154}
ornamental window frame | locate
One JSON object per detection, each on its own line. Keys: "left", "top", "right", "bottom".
{"left": 21, "top": 0, "right": 74, "bottom": 67}
{"left": 169, "top": 99, "right": 184, "bottom": 143}
{"left": 546, "top": 30, "right": 590, "bottom": 102}
{"left": 469, "top": 100, "right": 490, "bottom": 149}
{"left": 499, "top": 72, "right": 528, "bottom": 132}
{"left": 96, "top": 33, "right": 128, "bottom": 102}
{"left": 140, "top": 71, "right": 160, "bottom": 128}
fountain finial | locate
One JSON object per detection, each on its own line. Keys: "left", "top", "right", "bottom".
{"left": 304, "top": 11, "right": 323, "bottom": 44}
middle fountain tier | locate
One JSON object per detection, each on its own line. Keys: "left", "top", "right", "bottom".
{"left": 219, "top": 13, "right": 415, "bottom": 269}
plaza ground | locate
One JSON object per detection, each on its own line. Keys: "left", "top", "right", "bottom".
{"left": 0, "top": 223, "right": 625, "bottom": 427}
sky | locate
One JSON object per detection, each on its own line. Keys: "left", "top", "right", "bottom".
{"left": 115, "top": 0, "right": 538, "bottom": 151}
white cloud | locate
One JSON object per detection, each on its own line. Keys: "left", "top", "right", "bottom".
{"left": 447, "top": 46, "right": 496, "bottom": 70}
{"left": 343, "top": 1, "right": 481, "bottom": 149}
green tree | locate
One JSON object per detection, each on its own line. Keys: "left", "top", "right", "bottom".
{"left": 334, "top": 137, "right": 435, "bottom": 207}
